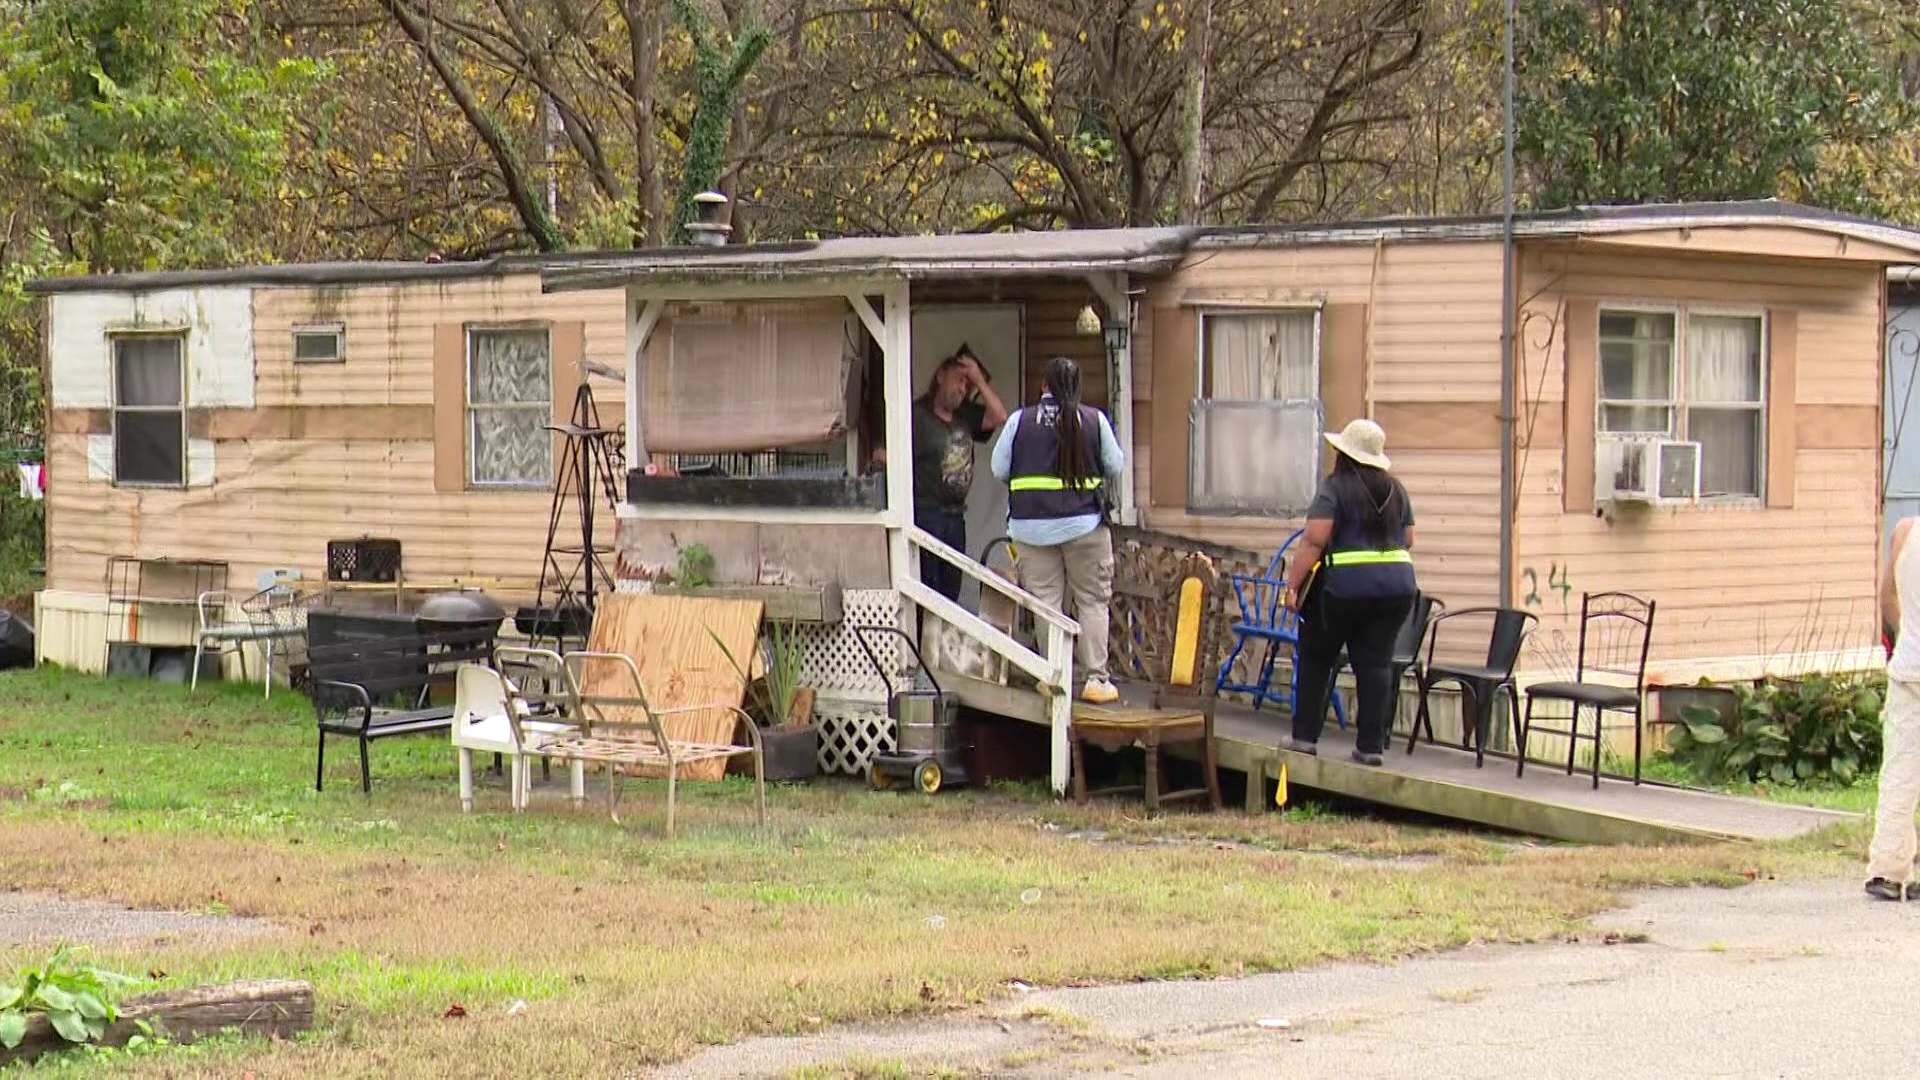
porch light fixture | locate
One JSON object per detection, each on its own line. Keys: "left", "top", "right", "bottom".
{"left": 1075, "top": 303, "right": 1102, "bottom": 336}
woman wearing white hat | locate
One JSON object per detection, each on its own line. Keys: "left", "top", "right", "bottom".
{"left": 1281, "top": 418, "right": 1418, "bottom": 766}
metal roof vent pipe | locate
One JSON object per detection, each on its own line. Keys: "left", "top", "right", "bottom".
{"left": 686, "top": 192, "right": 732, "bottom": 246}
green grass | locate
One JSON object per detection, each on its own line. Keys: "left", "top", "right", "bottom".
{"left": 0, "top": 668, "right": 1865, "bottom": 1076}
{"left": 1639, "top": 756, "right": 1881, "bottom": 815}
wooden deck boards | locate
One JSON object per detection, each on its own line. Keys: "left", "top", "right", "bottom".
{"left": 933, "top": 669, "right": 1859, "bottom": 845}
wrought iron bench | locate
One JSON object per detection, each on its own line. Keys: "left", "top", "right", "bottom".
{"left": 308, "top": 624, "right": 496, "bottom": 793}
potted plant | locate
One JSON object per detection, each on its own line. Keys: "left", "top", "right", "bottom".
{"left": 712, "top": 621, "right": 818, "bottom": 782}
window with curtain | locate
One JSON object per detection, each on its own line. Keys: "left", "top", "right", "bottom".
{"left": 112, "top": 335, "right": 185, "bottom": 486}
{"left": 467, "top": 327, "right": 553, "bottom": 487}
{"left": 1597, "top": 307, "right": 1765, "bottom": 499}
{"left": 1190, "top": 309, "right": 1321, "bottom": 513}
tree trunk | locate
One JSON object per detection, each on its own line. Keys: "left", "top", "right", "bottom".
{"left": 0, "top": 980, "right": 315, "bottom": 1067}
{"left": 1177, "top": 0, "right": 1211, "bottom": 224}
{"left": 626, "top": 0, "right": 667, "bottom": 247}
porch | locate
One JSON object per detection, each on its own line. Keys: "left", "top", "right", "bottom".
{"left": 540, "top": 230, "right": 1194, "bottom": 795}
{"left": 943, "top": 673, "right": 1854, "bottom": 844}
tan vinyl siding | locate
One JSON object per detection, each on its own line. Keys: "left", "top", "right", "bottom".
{"left": 1512, "top": 245, "right": 1884, "bottom": 680}
{"left": 1134, "top": 240, "right": 1507, "bottom": 610}
{"left": 45, "top": 274, "right": 628, "bottom": 597}
{"left": 253, "top": 277, "right": 626, "bottom": 407}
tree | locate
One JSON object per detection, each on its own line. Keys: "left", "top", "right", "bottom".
{"left": 757, "top": 0, "right": 1428, "bottom": 233}
{"left": 0, "top": 0, "right": 325, "bottom": 272}
{"left": 669, "top": 0, "right": 769, "bottom": 240}
{"left": 1514, "top": 0, "right": 1908, "bottom": 212}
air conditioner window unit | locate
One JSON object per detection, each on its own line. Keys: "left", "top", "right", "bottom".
{"left": 1597, "top": 436, "right": 1701, "bottom": 505}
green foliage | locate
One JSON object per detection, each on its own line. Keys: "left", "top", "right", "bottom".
{"left": 0, "top": 944, "right": 140, "bottom": 1051}
{"left": 0, "top": 0, "right": 328, "bottom": 273}
{"left": 669, "top": 0, "right": 770, "bottom": 243}
{"left": 1515, "top": 0, "right": 1909, "bottom": 212}
{"left": 1663, "top": 674, "right": 1884, "bottom": 787}
{"left": 708, "top": 620, "right": 808, "bottom": 727}
{"left": 673, "top": 543, "right": 715, "bottom": 589}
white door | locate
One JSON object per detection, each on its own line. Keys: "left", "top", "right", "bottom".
{"left": 911, "top": 304, "right": 1025, "bottom": 610}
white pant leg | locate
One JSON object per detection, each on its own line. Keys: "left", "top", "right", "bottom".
{"left": 1868, "top": 679, "right": 1920, "bottom": 882}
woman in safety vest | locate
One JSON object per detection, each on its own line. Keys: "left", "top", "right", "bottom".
{"left": 990, "top": 356, "right": 1127, "bottom": 704}
{"left": 1281, "top": 419, "right": 1417, "bottom": 766}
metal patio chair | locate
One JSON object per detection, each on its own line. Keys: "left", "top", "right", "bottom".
{"left": 1517, "top": 592, "right": 1657, "bottom": 788}
{"left": 193, "top": 585, "right": 307, "bottom": 699}
{"left": 1408, "top": 606, "right": 1536, "bottom": 767}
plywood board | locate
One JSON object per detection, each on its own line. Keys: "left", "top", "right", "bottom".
{"left": 581, "top": 592, "right": 764, "bottom": 781}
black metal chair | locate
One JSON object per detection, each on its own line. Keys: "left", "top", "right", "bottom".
{"left": 1517, "top": 592, "right": 1657, "bottom": 789}
{"left": 1408, "top": 606, "right": 1536, "bottom": 767}
{"left": 1335, "top": 592, "right": 1443, "bottom": 734}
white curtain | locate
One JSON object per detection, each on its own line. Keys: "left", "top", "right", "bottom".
{"left": 469, "top": 328, "right": 553, "bottom": 486}
{"left": 1686, "top": 314, "right": 1764, "bottom": 497}
{"left": 1207, "top": 311, "right": 1316, "bottom": 401}
{"left": 113, "top": 338, "right": 182, "bottom": 407}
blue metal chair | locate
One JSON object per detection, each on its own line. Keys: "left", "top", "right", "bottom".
{"left": 1214, "top": 529, "right": 1349, "bottom": 728}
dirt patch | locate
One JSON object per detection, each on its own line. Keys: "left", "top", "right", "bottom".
{"left": 0, "top": 890, "right": 274, "bottom": 948}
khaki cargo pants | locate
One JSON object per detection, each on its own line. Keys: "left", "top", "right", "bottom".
{"left": 1015, "top": 526, "right": 1113, "bottom": 684}
{"left": 1870, "top": 678, "right": 1920, "bottom": 882}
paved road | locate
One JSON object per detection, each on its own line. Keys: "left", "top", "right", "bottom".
{"left": 658, "top": 878, "right": 1920, "bottom": 1078}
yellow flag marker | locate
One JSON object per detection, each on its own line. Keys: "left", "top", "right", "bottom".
{"left": 1274, "top": 761, "right": 1289, "bottom": 809}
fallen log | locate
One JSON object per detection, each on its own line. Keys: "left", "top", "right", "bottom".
{"left": 0, "top": 978, "right": 313, "bottom": 1066}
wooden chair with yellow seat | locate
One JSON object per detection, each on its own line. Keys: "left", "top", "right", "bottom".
{"left": 1068, "top": 551, "right": 1224, "bottom": 812}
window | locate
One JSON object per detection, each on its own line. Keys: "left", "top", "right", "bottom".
{"left": 466, "top": 326, "right": 553, "bottom": 487}
{"left": 111, "top": 335, "right": 186, "bottom": 486}
{"left": 292, "top": 324, "right": 345, "bottom": 363}
{"left": 1189, "top": 309, "right": 1321, "bottom": 513}
{"left": 1598, "top": 307, "right": 1765, "bottom": 498}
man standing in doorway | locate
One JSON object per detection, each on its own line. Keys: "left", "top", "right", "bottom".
{"left": 1871, "top": 515, "right": 1920, "bottom": 901}
{"left": 909, "top": 345, "right": 1007, "bottom": 603}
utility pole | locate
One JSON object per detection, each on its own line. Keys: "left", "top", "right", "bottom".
{"left": 1497, "top": 0, "right": 1517, "bottom": 609}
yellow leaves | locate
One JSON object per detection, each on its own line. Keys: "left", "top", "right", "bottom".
{"left": 1139, "top": 15, "right": 1152, "bottom": 30}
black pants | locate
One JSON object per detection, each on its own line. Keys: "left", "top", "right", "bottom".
{"left": 914, "top": 506, "right": 966, "bottom": 603}
{"left": 1292, "top": 589, "right": 1415, "bottom": 755}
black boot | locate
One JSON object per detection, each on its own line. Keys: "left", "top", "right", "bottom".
{"left": 1866, "top": 877, "right": 1904, "bottom": 902}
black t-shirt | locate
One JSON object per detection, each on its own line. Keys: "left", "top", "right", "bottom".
{"left": 1307, "top": 475, "right": 1417, "bottom": 599}
{"left": 913, "top": 398, "right": 990, "bottom": 511}
{"left": 1306, "top": 477, "right": 1417, "bottom": 533}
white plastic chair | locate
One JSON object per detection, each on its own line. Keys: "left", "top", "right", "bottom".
{"left": 451, "top": 664, "right": 585, "bottom": 812}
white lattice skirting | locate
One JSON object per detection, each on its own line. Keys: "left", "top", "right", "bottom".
{"left": 804, "top": 590, "right": 903, "bottom": 775}
{"left": 795, "top": 589, "right": 908, "bottom": 697}
{"left": 815, "top": 696, "right": 894, "bottom": 776}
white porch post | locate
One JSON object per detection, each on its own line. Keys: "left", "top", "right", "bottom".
{"left": 1087, "top": 272, "right": 1137, "bottom": 526}
{"left": 880, "top": 280, "right": 916, "bottom": 637}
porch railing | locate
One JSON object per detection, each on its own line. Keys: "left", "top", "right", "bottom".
{"left": 897, "top": 524, "right": 1080, "bottom": 794}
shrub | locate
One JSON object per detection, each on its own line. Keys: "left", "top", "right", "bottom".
{"left": 1663, "top": 673, "right": 1883, "bottom": 786}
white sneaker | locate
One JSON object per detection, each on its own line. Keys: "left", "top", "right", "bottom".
{"left": 1080, "top": 675, "right": 1119, "bottom": 704}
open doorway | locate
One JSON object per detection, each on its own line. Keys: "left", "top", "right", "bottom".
{"left": 911, "top": 304, "right": 1025, "bottom": 610}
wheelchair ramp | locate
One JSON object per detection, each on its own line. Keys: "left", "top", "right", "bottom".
{"left": 938, "top": 673, "right": 1859, "bottom": 845}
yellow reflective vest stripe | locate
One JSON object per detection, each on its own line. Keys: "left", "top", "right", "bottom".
{"left": 1322, "top": 548, "right": 1413, "bottom": 567}
{"left": 1008, "top": 476, "right": 1104, "bottom": 492}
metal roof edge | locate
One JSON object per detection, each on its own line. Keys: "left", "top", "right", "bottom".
{"left": 24, "top": 257, "right": 513, "bottom": 295}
